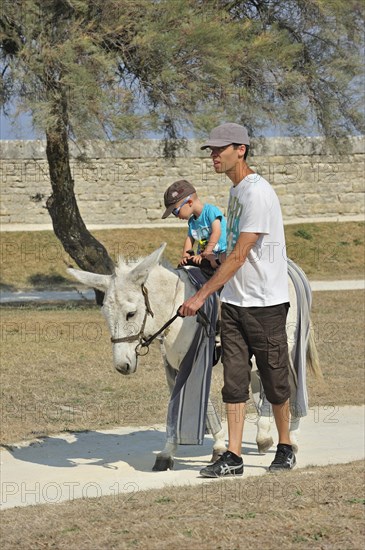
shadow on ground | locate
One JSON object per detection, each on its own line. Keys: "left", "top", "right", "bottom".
{"left": 27, "top": 272, "right": 71, "bottom": 290}
{"left": 3, "top": 428, "right": 269, "bottom": 473}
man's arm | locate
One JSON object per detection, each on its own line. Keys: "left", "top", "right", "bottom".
{"left": 179, "top": 231, "right": 260, "bottom": 316}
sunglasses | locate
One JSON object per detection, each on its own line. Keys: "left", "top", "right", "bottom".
{"left": 172, "top": 195, "right": 191, "bottom": 217}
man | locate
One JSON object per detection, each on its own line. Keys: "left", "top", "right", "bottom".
{"left": 179, "top": 122, "right": 295, "bottom": 477}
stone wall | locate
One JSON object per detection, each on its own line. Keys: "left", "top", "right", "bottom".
{"left": 0, "top": 137, "right": 364, "bottom": 225}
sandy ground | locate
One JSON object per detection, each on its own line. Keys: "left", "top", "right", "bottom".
{"left": 1, "top": 405, "right": 364, "bottom": 510}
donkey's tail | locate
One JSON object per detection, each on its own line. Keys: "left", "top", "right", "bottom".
{"left": 307, "top": 324, "right": 323, "bottom": 380}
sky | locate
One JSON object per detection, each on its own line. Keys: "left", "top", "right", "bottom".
{"left": 0, "top": 110, "right": 294, "bottom": 140}
{"left": 0, "top": 110, "right": 43, "bottom": 140}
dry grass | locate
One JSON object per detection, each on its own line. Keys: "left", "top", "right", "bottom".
{"left": 0, "top": 305, "right": 170, "bottom": 445}
{"left": 1, "top": 460, "right": 364, "bottom": 549}
{"left": 1, "top": 290, "right": 363, "bottom": 446}
{"left": 307, "top": 290, "right": 365, "bottom": 407}
{"left": 1, "top": 222, "right": 364, "bottom": 291}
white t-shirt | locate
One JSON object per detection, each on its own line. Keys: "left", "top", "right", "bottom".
{"left": 221, "top": 173, "right": 289, "bottom": 307}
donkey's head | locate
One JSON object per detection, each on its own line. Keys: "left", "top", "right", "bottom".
{"left": 68, "top": 244, "right": 166, "bottom": 375}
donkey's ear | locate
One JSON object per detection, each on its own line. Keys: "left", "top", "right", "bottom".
{"left": 129, "top": 243, "right": 166, "bottom": 285}
{"left": 67, "top": 268, "right": 111, "bottom": 292}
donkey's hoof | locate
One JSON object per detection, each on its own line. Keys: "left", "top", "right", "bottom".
{"left": 257, "top": 437, "right": 274, "bottom": 454}
{"left": 210, "top": 449, "right": 226, "bottom": 463}
{"left": 152, "top": 456, "right": 174, "bottom": 471}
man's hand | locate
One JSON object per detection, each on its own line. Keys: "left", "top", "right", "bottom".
{"left": 179, "top": 292, "right": 206, "bottom": 317}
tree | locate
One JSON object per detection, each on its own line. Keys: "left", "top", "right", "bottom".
{"left": 0, "top": 0, "right": 237, "bottom": 302}
{"left": 1, "top": 0, "right": 364, "bottom": 299}
{"left": 218, "top": 0, "right": 365, "bottom": 138}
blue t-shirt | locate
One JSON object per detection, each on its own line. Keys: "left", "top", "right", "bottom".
{"left": 188, "top": 204, "right": 227, "bottom": 254}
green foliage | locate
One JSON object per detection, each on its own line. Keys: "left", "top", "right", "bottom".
{"left": 1, "top": 0, "right": 364, "bottom": 145}
{"left": 293, "top": 228, "right": 313, "bottom": 240}
{"left": 346, "top": 497, "right": 365, "bottom": 504}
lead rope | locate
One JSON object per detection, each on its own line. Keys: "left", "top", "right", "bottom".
{"left": 138, "top": 309, "right": 184, "bottom": 351}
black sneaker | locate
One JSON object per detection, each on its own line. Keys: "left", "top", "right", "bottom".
{"left": 269, "top": 444, "right": 296, "bottom": 472}
{"left": 200, "top": 450, "right": 243, "bottom": 478}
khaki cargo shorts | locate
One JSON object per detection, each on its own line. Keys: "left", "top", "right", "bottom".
{"left": 221, "top": 302, "right": 290, "bottom": 405}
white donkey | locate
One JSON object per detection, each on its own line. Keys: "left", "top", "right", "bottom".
{"left": 69, "top": 243, "right": 320, "bottom": 470}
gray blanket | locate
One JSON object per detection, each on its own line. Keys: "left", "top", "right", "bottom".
{"left": 287, "top": 258, "right": 312, "bottom": 417}
{"left": 166, "top": 268, "right": 219, "bottom": 445}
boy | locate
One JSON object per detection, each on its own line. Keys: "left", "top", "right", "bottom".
{"left": 162, "top": 180, "right": 227, "bottom": 277}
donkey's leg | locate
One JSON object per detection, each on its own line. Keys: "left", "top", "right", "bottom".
{"left": 153, "top": 351, "right": 177, "bottom": 471}
{"left": 254, "top": 381, "right": 299, "bottom": 454}
{"left": 152, "top": 441, "right": 176, "bottom": 471}
{"left": 256, "top": 394, "right": 274, "bottom": 454}
{"left": 205, "top": 398, "right": 226, "bottom": 462}
{"left": 252, "top": 369, "right": 274, "bottom": 454}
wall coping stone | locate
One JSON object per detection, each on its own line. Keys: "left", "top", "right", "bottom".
{"left": 1, "top": 136, "right": 364, "bottom": 160}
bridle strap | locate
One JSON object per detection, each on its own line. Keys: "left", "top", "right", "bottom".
{"left": 109, "top": 277, "right": 212, "bottom": 355}
{"left": 139, "top": 309, "right": 183, "bottom": 349}
{"left": 110, "top": 283, "right": 153, "bottom": 345}
{"left": 140, "top": 307, "right": 211, "bottom": 349}
{"left": 141, "top": 284, "right": 154, "bottom": 317}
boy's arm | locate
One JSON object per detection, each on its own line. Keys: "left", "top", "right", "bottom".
{"left": 180, "top": 235, "right": 195, "bottom": 265}
{"left": 201, "top": 218, "right": 221, "bottom": 257}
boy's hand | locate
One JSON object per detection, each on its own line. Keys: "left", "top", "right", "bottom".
{"left": 191, "top": 254, "right": 203, "bottom": 264}
{"left": 179, "top": 255, "right": 191, "bottom": 266}
{"left": 178, "top": 250, "right": 194, "bottom": 266}
{"left": 201, "top": 252, "right": 219, "bottom": 268}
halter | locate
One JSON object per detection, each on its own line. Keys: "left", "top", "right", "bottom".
{"left": 110, "top": 284, "right": 155, "bottom": 356}
{"left": 109, "top": 275, "right": 212, "bottom": 357}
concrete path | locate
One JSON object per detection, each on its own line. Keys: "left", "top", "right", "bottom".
{"left": 1, "top": 405, "right": 364, "bottom": 510}
{"left": 0, "top": 288, "right": 95, "bottom": 303}
{"left": 1, "top": 215, "right": 363, "bottom": 232}
{"left": 310, "top": 280, "right": 364, "bottom": 291}
{"left": 0, "top": 280, "right": 363, "bottom": 304}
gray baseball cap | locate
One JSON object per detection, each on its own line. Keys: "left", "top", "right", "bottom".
{"left": 201, "top": 122, "right": 250, "bottom": 150}
{"left": 162, "top": 179, "right": 196, "bottom": 219}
